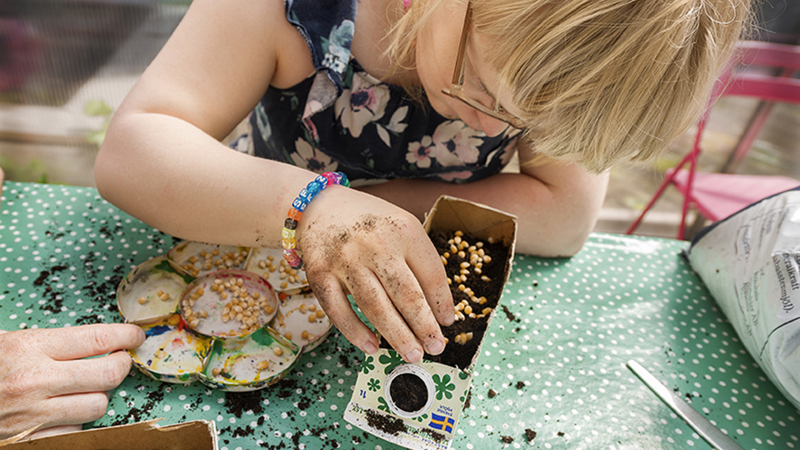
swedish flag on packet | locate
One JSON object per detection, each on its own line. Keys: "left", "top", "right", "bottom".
{"left": 428, "top": 413, "right": 455, "bottom": 433}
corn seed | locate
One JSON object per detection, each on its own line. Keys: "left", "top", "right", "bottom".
{"left": 257, "top": 360, "right": 269, "bottom": 370}
{"left": 274, "top": 347, "right": 283, "bottom": 357}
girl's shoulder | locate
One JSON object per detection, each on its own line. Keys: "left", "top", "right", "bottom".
{"left": 284, "top": 0, "right": 405, "bottom": 86}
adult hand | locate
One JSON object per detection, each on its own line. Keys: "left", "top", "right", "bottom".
{"left": 297, "top": 187, "right": 454, "bottom": 364}
{"left": 0, "top": 324, "right": 146, "bottom": 440}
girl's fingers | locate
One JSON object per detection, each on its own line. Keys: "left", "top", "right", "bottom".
{"left": 38, "top": 324, "right": 145, "bottom": 361}
{"left": 343, "top": 265, "right": 425, "bottom": 364}
{"left": 47, "top": 351, "right": 133, "bottom": 397}
{"left": 405, "top": 234, "right": 455, "bottom": 328}
{"left": 309, "top": 273, "right": 380, "bottom": 355}
{"left": 374, "top": 256, "right": 447, "bottom": 356}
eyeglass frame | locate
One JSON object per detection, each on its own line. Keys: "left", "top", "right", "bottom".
{"left": 440, "top": 3, "right": 526, "bottom": 130}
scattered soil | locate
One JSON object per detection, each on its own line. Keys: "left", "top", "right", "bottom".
{"left": 365, "top": 409, "right": 406, "bottom": 436}
{"left": 500, "top": 304, "right": 519, "bottom": 323}
{"left": 224, "top": 390, "right": 266, "bottom": 418}
{"left": 389, "top": 373, "right": 429, "bottom": 413}
{"left": 525, "top": 429, "right": 537, "bottom": 442}
{"left": 488, "top": 389, "right": 497, "bottom": 398}
{"left": 501, "top": 435, "right": 514, "bottom": 443}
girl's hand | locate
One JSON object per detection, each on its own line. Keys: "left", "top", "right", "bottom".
{"left": 0, "top": 324, "right": 145, "bottom": 440}
{"left": 296, "top": 187, "right": 454, "bottom": 363}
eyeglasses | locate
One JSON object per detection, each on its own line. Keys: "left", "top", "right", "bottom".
{"left": 441, "top": 4, "right": 526, "bottom": 130}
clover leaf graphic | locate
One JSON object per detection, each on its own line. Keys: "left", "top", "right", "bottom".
{"left": 368, "top": 378, "right": 381, "bottom": 392}
{"left": 360, "top": 356, "right": 375, "bottom": 374}
{"left": 377, "top": 396, "right": 391, "bottom": 413}
{"left": 379, "top": 351, "right": 404, "bottom": 375}
{"left": 432, "top": 374, "right": 456, "bottom": 400}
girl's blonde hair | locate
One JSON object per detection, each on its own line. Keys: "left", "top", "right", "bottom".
{"left": 387, "top": 0, "right": 753, "bottom": 173}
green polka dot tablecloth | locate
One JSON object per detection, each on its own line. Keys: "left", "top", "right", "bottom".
{"left": 2, "top": 181, "right": 799, "bottom": 450}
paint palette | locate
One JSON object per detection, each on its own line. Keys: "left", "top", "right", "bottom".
{"left": 117, "top": 241, "right": 332, "bottom": 390}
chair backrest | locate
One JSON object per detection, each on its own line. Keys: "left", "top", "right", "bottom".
{"left": 626, "top": 40, "right": 800, "bottom": 239}
{"left": 713, "top": 40, "right": 800, "bottom": 104}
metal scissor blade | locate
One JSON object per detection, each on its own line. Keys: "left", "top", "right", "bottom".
{"left": 627, "top": 360, "right": 745, "bottom": 450}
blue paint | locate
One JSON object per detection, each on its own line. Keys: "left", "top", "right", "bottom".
{"left": 145, "top": 324, "right": 172, "bottom": 337}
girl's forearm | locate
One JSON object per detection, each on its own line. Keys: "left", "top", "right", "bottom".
{"left": 358, "top": 171, "right": 609, "bottom": 257}
{"left": 95, "top": 111, "right": 318, "bottom": 249}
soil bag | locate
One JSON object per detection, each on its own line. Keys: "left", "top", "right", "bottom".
{"left": 687, "top": 187, "right": 800, "bottom": 410}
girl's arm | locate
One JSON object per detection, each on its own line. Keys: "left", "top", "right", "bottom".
{"left": 358, "top": 141, "right": 609, "bottom": 257}
{"left": 94, "top": 0, "right": 452, "bottom": 364}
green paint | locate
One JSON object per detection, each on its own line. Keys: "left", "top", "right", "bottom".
{"left": 154, "top": 259, "right": 195, "bottom": 284}
{"left": 250, "top": 328, "right": 276, "bottom": 347}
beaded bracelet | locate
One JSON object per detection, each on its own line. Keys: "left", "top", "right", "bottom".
{"left": 282, "top": 171, "right": 350, "bottom": 269}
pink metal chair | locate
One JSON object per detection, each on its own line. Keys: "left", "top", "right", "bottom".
{"left": 626, "top": 40, "right": 800, "bottom": 239}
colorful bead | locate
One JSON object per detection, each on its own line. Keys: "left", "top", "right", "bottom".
{"left": 307, "top": 180, "right": 322, "bottom": 195}
{"left": 287, "top": 208, "right": 302, "bottom": 221}
{"left": 282, "top": 237, "right": 296, "bottom": 250}
{"left": 314, "top": 175, "right": 328, "bottom": 188}
{"left": 299, "top": 188, "right": 314, "bottom": 203}
{"left": 291, "top": 198, "right": 308, "bottom": 211}
{"left": 281, "top": 172, "right": 350, "bottom": 269}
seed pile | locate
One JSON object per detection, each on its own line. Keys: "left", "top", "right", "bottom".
{"left": 180, "top": 248, "right": 248, "bottom": 277}
{"left": 183, "top": 277, "right": 274, "bottom": 336}
{"left": 379, "top": 229, "right": 509, "bottom": 368}
{"left": 422, "top": 230, "right": 508, "bottom": 368}
{"left": 255, "top": 255, "right": 308, "bottom": 290}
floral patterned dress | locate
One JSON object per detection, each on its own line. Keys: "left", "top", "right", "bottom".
{"left": 229, "top": 0, "right": 520, "bottom": 186}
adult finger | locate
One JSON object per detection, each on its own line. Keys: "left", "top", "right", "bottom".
{"left": 405, "top": 234, "right": 455, "bottom": 328}
{"left": 374, "top": 257, "right": 447, "bottom": 356}
{"left": 344, "top": 265, "right": 424, "bottom": 364}
{"left": 309, "top": 273, "right": 379, "bottom": 355}
{"left": 24, "top": 425, "right": 82, "bottom": 441}
{"left": 41, "top": 392, "right": 111, "bottom": 429}
{"left": 47, "top": 351, "right": 133, "bottom": 397}
{"left": 39, "top": 324, "right": 145, "bottom": 360}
